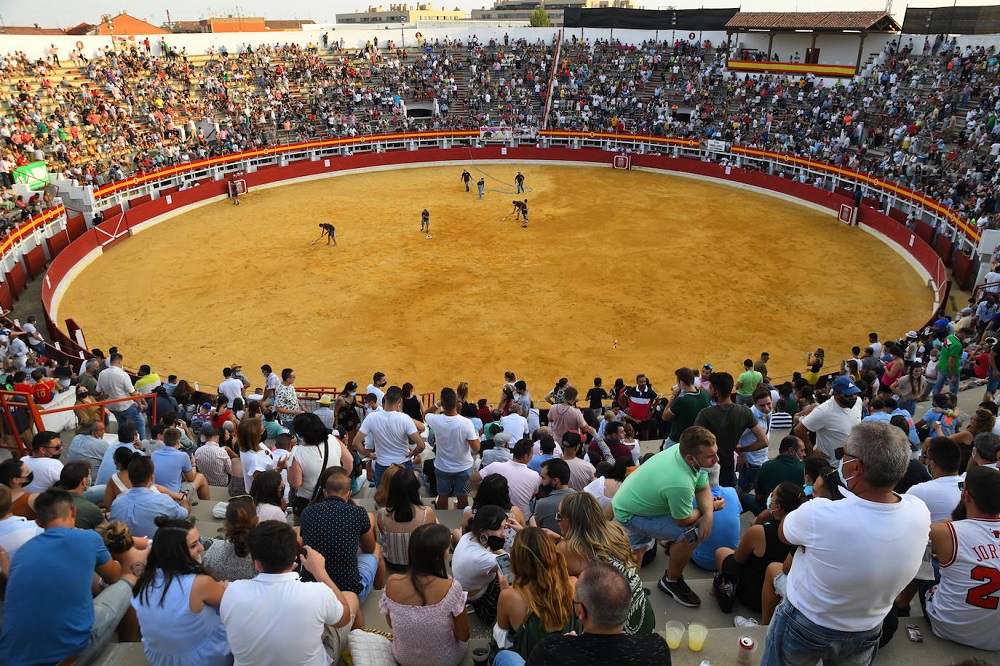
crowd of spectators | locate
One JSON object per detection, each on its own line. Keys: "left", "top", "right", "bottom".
{"left": 0, "top": 31, "right": 998, "bottom": 235}
{"left": 0, "top": 303, "right": 997, "bottom": 663}
{"left": 2, "top": 30, "right": 1000, "bottom": 663}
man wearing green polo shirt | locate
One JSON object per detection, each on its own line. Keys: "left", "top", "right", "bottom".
{"left": 741, "top": 435, "right": 806, "bottom": 515}
{"left": 933, "top": 326, "right": 971, "bottom": 396}
{"left": 612, "top": 426, "right": 721, "bottom": 608}
{"left": 661, "top": 367, "right": 710, "bottom": 450}
{"left": 736, "top": 359, "right": 764, "bottom": 405}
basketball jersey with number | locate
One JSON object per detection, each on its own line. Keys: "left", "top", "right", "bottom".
{"left": 927, "top": 517, "right": 1000, "bottom": 650}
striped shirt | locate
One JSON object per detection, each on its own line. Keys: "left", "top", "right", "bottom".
{"left": 195, "top": 441, "right": 232, "bottom": 486}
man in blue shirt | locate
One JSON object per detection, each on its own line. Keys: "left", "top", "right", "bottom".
{"left": 149, "top": 427, "right": 210, "bottom": 500}
{"left": 95, "top": 421, "right": 145, "bottom": 486}
{"left": 110, "top": 456, "right": 189, "bottom": 537}
{"left": 0, "top": 488, "right": 145, "bottom": 666}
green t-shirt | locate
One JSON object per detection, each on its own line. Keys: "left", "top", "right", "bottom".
{"left": 938, "top": 334, "right": 962, "bottom": 374}
{"left": 755, "top": 454, "right": 805, "bottom": 499}
{"left": 736, "top": 370, "right": 763, "bottom": 396}
{"left": 612, "top": 445, "right": 707, "bottom": 523}
{"left": 668, "top": 389, "right": 711, "bottom": 442}
{"left": 71, "top": 492, "right": 105, "bottom": 530}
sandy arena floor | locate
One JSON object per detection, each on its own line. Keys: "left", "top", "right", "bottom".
{"left": 57, "top": 163, "right": 933, "bottom": 397}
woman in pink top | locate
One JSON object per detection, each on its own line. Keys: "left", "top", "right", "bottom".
{"left": 379, "top": 524, "right": 470, "bottom": 666}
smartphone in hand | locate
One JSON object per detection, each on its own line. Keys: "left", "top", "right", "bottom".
{"left": 496, "top": 552, "right": 513, "bottom": 582}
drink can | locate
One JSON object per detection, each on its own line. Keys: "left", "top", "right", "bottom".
{"left": 737, "top": 636, "right": 755, "bottom": 664}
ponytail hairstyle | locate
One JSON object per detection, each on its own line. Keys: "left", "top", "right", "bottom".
{"left": 224, "top": 496, "right": 258, "bottom": 558}
{"left": 772, "top": 482, "right": 806, "bottom": 518}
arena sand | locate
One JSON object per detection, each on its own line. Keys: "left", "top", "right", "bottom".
{"left": 58, "top": 163, "right": 932, "bottom": 399}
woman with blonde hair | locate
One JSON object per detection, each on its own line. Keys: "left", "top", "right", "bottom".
{"left": 805, "top": 348, "right": 825, "bottom": 385}
{"left": 456, "top": 382, "right": 470, "bottom": 409}
{"left": 494, "top": 527, "right": 580, "bottom": 661}
{"left": 556, "top": 491, "right": 654, "bottom": 634}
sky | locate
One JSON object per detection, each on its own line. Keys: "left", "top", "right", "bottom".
{"left": 2, "top": 0, "right": 999, "bottom": 29}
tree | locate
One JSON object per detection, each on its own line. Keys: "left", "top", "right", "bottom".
{"left": 530, "top": 7, "right": 551, "bottom": 27}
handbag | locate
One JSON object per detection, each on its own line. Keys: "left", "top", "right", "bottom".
{"left": 712, "top": 571, "right": 739, "bottom": 613}
{"left": 291, "top": 441, "right": 330, "bottom": 516}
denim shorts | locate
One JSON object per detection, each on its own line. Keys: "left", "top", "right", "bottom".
{"left": 435, "top": 467, "right": 472, "bottom": 496}
{"left": 761, "top": 600, "right": 881, "bottom": 666}
{"left": 618, "top": 513, "right": 689, "bottom": 549}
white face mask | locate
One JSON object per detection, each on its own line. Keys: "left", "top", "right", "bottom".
{"left": 837, "top": 457, "right": 858, "bottom": 487}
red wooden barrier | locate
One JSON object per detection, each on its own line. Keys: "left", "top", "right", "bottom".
{"left": 6, "top": 264, "right": 26, "bottom": 299}
{"left": 24, "top": 245, "right": 46, "bottom": 278}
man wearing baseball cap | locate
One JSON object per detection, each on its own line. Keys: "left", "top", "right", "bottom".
{"left": 793, "top": 375, "right": 863, "bottom": 464}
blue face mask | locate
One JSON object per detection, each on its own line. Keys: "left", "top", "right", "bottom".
{"left": 803, "top": 484, "right": 813, "bottom": 496}
{"left": 837, "top": 457, "right": 858, "bottom": 487}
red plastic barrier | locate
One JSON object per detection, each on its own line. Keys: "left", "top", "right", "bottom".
{"left": 934, "top": 234, "right": 954, "bottom": 263}
{"left": 914, "top": 221, "right": 935, "bottom": 245}
{"left": 46, "top": 231, "right": 70, "bottom": 258}
{"left": 6, "top": 264, "right": 26, "bottom": 299}
{"left": 0, "top": 281, "right": 13, "bottom": 312}
{"left": 66, "top": 215, "right": 88, "bottom": 241}
{"left": 952, "top": 251, "right": 974, "bottom": 290}
{"left": 128, "top": 194, "right": 152, "bottom": 208}
{"left": 24, "top": 246, "right": 46, "bottom": 279}
{"left": 887, "top": 207, "right": 908, "bottom": 223}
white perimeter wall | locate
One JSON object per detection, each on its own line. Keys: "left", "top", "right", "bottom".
{"left": 0, "top": 26, "right": 558, "bottom": 60}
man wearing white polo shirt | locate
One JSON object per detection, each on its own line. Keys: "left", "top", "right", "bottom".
{"left": 353, "top": 385, "right": 424, "bottom": 487}
{"left": 424, "top": 387, "right": 480, "bottom": 510}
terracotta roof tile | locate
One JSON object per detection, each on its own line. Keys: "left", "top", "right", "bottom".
{"left": 726, "top": 11, "right": 899, "bottom": 31}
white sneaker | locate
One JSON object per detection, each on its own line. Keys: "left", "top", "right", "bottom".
{"left": 734, "top": 615, "right": 759, "bottom": 627}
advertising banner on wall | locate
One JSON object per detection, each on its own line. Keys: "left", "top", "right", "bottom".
{"left": 12, "top": 162, "right": 50, "bottom": 191}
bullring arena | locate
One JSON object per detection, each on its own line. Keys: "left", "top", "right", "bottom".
{"left": 55, "top": 161, "right": 933, "bottom": 390}
{"left": 0, "top": 9, "right": 998, "bottom": 666}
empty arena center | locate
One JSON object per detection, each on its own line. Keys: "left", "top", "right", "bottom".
{"left": 0, "top": 3, "right": 999, "bottom": 665}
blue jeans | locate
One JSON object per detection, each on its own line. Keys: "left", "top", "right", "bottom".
{"left": 988, "top": 372, "right": 1000, "bottom": 395}
{"left": 357, "top": 553, "right": 379, "bottom": 604}
{"left": 110, "top": 403, "right": 146, "bottom": 440}
{"left": 618, "top": 512, "right": 688, "bottom": 549}
{"left": 897, "top": 398, "right": 917, "bottom": 415}
{"left": 373, "top": 460, "right": 413, "bottom": 488}
{"left": 494, "top": 650, "right": 526, "bottom": 666}
{"left": 75, "top": 580, "right": 134, "bottom": 666}
{"left": 85, "top": 485, "right": 106, "bottom": 505}
{"left": 762, "top": 600, "right": 881, "bottom": 666}
{"left": 932, "top": 371, "right": 959, "bottom": 396}
{"left": 740, "top": 492, "right": 766, "bottom": 516}
{"left": 737, "top": 464, "right": 761, "bottom": 494}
